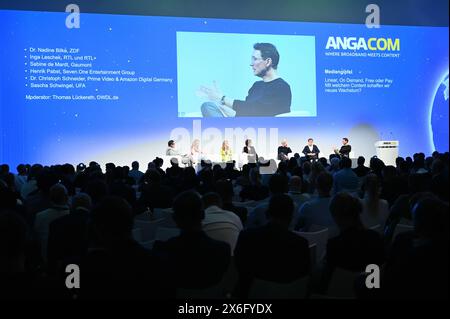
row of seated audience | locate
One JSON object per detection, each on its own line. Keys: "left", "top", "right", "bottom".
{"left": 0, "top": 151, "right": 448, "bottom": 299}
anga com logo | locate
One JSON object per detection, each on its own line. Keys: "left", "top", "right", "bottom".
{"left": 326, "top": 37, "right": 400, "bottom": 51}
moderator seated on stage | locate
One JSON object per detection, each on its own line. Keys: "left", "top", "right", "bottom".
{"left": 302, "top": 138, "right": 320, "bottom": 161}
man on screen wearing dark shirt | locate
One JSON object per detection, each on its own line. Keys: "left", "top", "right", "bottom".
{"left": 199, "top": 43, "right": 292, "bottom": 117}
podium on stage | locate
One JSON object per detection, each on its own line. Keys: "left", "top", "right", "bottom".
{"left": 374, "top": 141, "right": 399, "bottom": 166}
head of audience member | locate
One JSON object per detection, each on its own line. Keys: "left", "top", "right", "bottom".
{"left": 16, "top": 164, "right": 27, "bottom": 176}
{"left": 289, "top": 176, "right": 302, "bottom": 193}
{"left": 170, "top": 157, "right": 180, "bottom": 167}
{"left": 200, "top": 159, "right": 213, "bottom": 169}
{"left": 215, "top": 179, "right": 234, "bottom": 204}
{"left": 84, "top": 179, "right": 109, "bottom": 206}
{"left": 27, "top": 164, "right": 43, "bottom": 182}
{"left": 357, "top": 156, "right": 366, "bottom": 167}
{"left": 316, "top": 172, "right": 333, "bottom": 197}
{"left": 382, "top": 165, "right": 397, "bottom": 180}
{"left": 412, "top": 197, "right": 449, "bottom": 241}
{"left": 91, "top": 196, "right": 133, "bottom": 248}
{"left": 432, "top": 151, "right": 440, "bottom": 159}
{"left": 147, "top": 162, "right": 156, "bottom": 171}
{"left": 0, "top": 164, "right": 9, "bottom": 176}
{"left": 287, "top": 158, "right": 299, "bottom": 174}
{"left": 168, "top": 140, "right": 176, "bottom": 149}
{"left": 266, "top": 194, "right": 294, "bottom": 228}
{"left": 395, "top": 156, "right": 405, "bottom": 168}
{"left": 49, "top": 183, "right": 69, "bottom": 207}
{"left": 143, "top": 169, "right": 162, "bottom": 185}
{"left": 342, "top": 137, "right": 349, "bottom": 146}
{"left": 123, "top": 166, "right": 130, "bottom": 177}
{"left": 330, "top": 192, "right": 363, "bottom": 232}
{"left": 241, "top": 164, "right": 250, "bottom": 179}
{"left": 319, "top": 157, "right": 329, "bottom": 168}
{"left": 268, "top": 173, "right": 288, "bottom": 195}
{"left": 425, "top": 156, "right": 434, "bottom": 171}
{"left": 302, "top": 161, "right": 312, "bottom": 175}
{"left": 131, "top": 161, "right": 139, "bottom": 171}
{"left": 105, "top": 162, "right": 116, "bottom": 174}
{"left": 76, "top": 163, "right": 86, "bottom": 173}
{"left": 249, "top": 167, "right": 263, "bottom": 186}
{"left": 0, "top": 210, "right": 27, "bottom": 272}
{"left": 70, "top": 192, "right": 92, "bottom": 213}
{"left": 311, "top": 161, "right": 325, "bottom": 176}
{"left": 405, "top": 156, "right": 413, "bottom": 169}
{"left": 412, "top": 154, "right": 426, "bottom": 171}
{"left": 431, "top": 158, "right": 445, "bottom": 176}
{"left": 198, "top": 168, "right": 214, "bottom": 187}
{"left": 153, "top": 157, "right": 164, "bottom": 169}
{"left": 408, "top": 173, "right": 431, "bottom": 194}
{"left": 213, "top": 165, "right": 226, "bottom": 181}
{"left": 112, "top": 166, "right": 125, "bottom": 182}
{"left": 36, "top": 168, "right": 59, "bottom": 195}
{"left": 330, "top": 157, "right": 340, "bottom": 171}
{"left": 307, "top": 138, "right": 313, "bottom": 146}
{"left": 277, "top": 161, "right": 288, "bottom": 175}
{"left": 340, "top": 156, "right": 352, "bottom": 169}
{"left": 202, "top": 192, "right": 223, "bottom": 210}
{"left": 225, "top": 161, "right": 236, "bottom": 171}
{"left": 364, "top": 173, "right": 380, "bottom": 194}
{"left": 62, "top": 163, "right": 75, "bottom": 176}
{"left": 172, "top": 191, "right": 204, "bottom": 232}
{"left": 370, "top": 156, "right": 385, "bottom": 175}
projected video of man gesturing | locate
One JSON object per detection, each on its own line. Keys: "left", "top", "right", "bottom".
{"left": 199, "top": 43, "right": 292, "bottom": 117}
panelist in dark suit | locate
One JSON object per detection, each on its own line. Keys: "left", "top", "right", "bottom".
{"left": 302, "top": 138, "right": 320, "bottom": 161}
{"left": 334, "top": 137, "right": 352, "bottom": 158}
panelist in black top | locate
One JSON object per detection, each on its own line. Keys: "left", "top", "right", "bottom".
{"left": 243, "top": 139, "right": 258, "bottom": 163}
{"left": 199, "top": 43, "right": 291, "bottom": 117}
{"left": 277, "top": 139, "right": 292, "bottom": 161}
{"left": 334, "top": 137, "right": 352, "bottom": 158}
{"left": 302, "top": 138, "right": 320, "bottom": 161}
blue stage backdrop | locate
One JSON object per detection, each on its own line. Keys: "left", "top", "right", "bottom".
{"left": 0, "top": 10, "right": 448, "bottom": 167}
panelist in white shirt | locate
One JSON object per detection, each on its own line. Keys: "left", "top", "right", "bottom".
{"left": 302, "top": 138, "right": 320, "bottom": 161}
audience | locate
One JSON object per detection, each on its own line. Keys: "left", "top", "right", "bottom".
{"left": 0, "top": 150, "right": 448, "bottom": 299}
